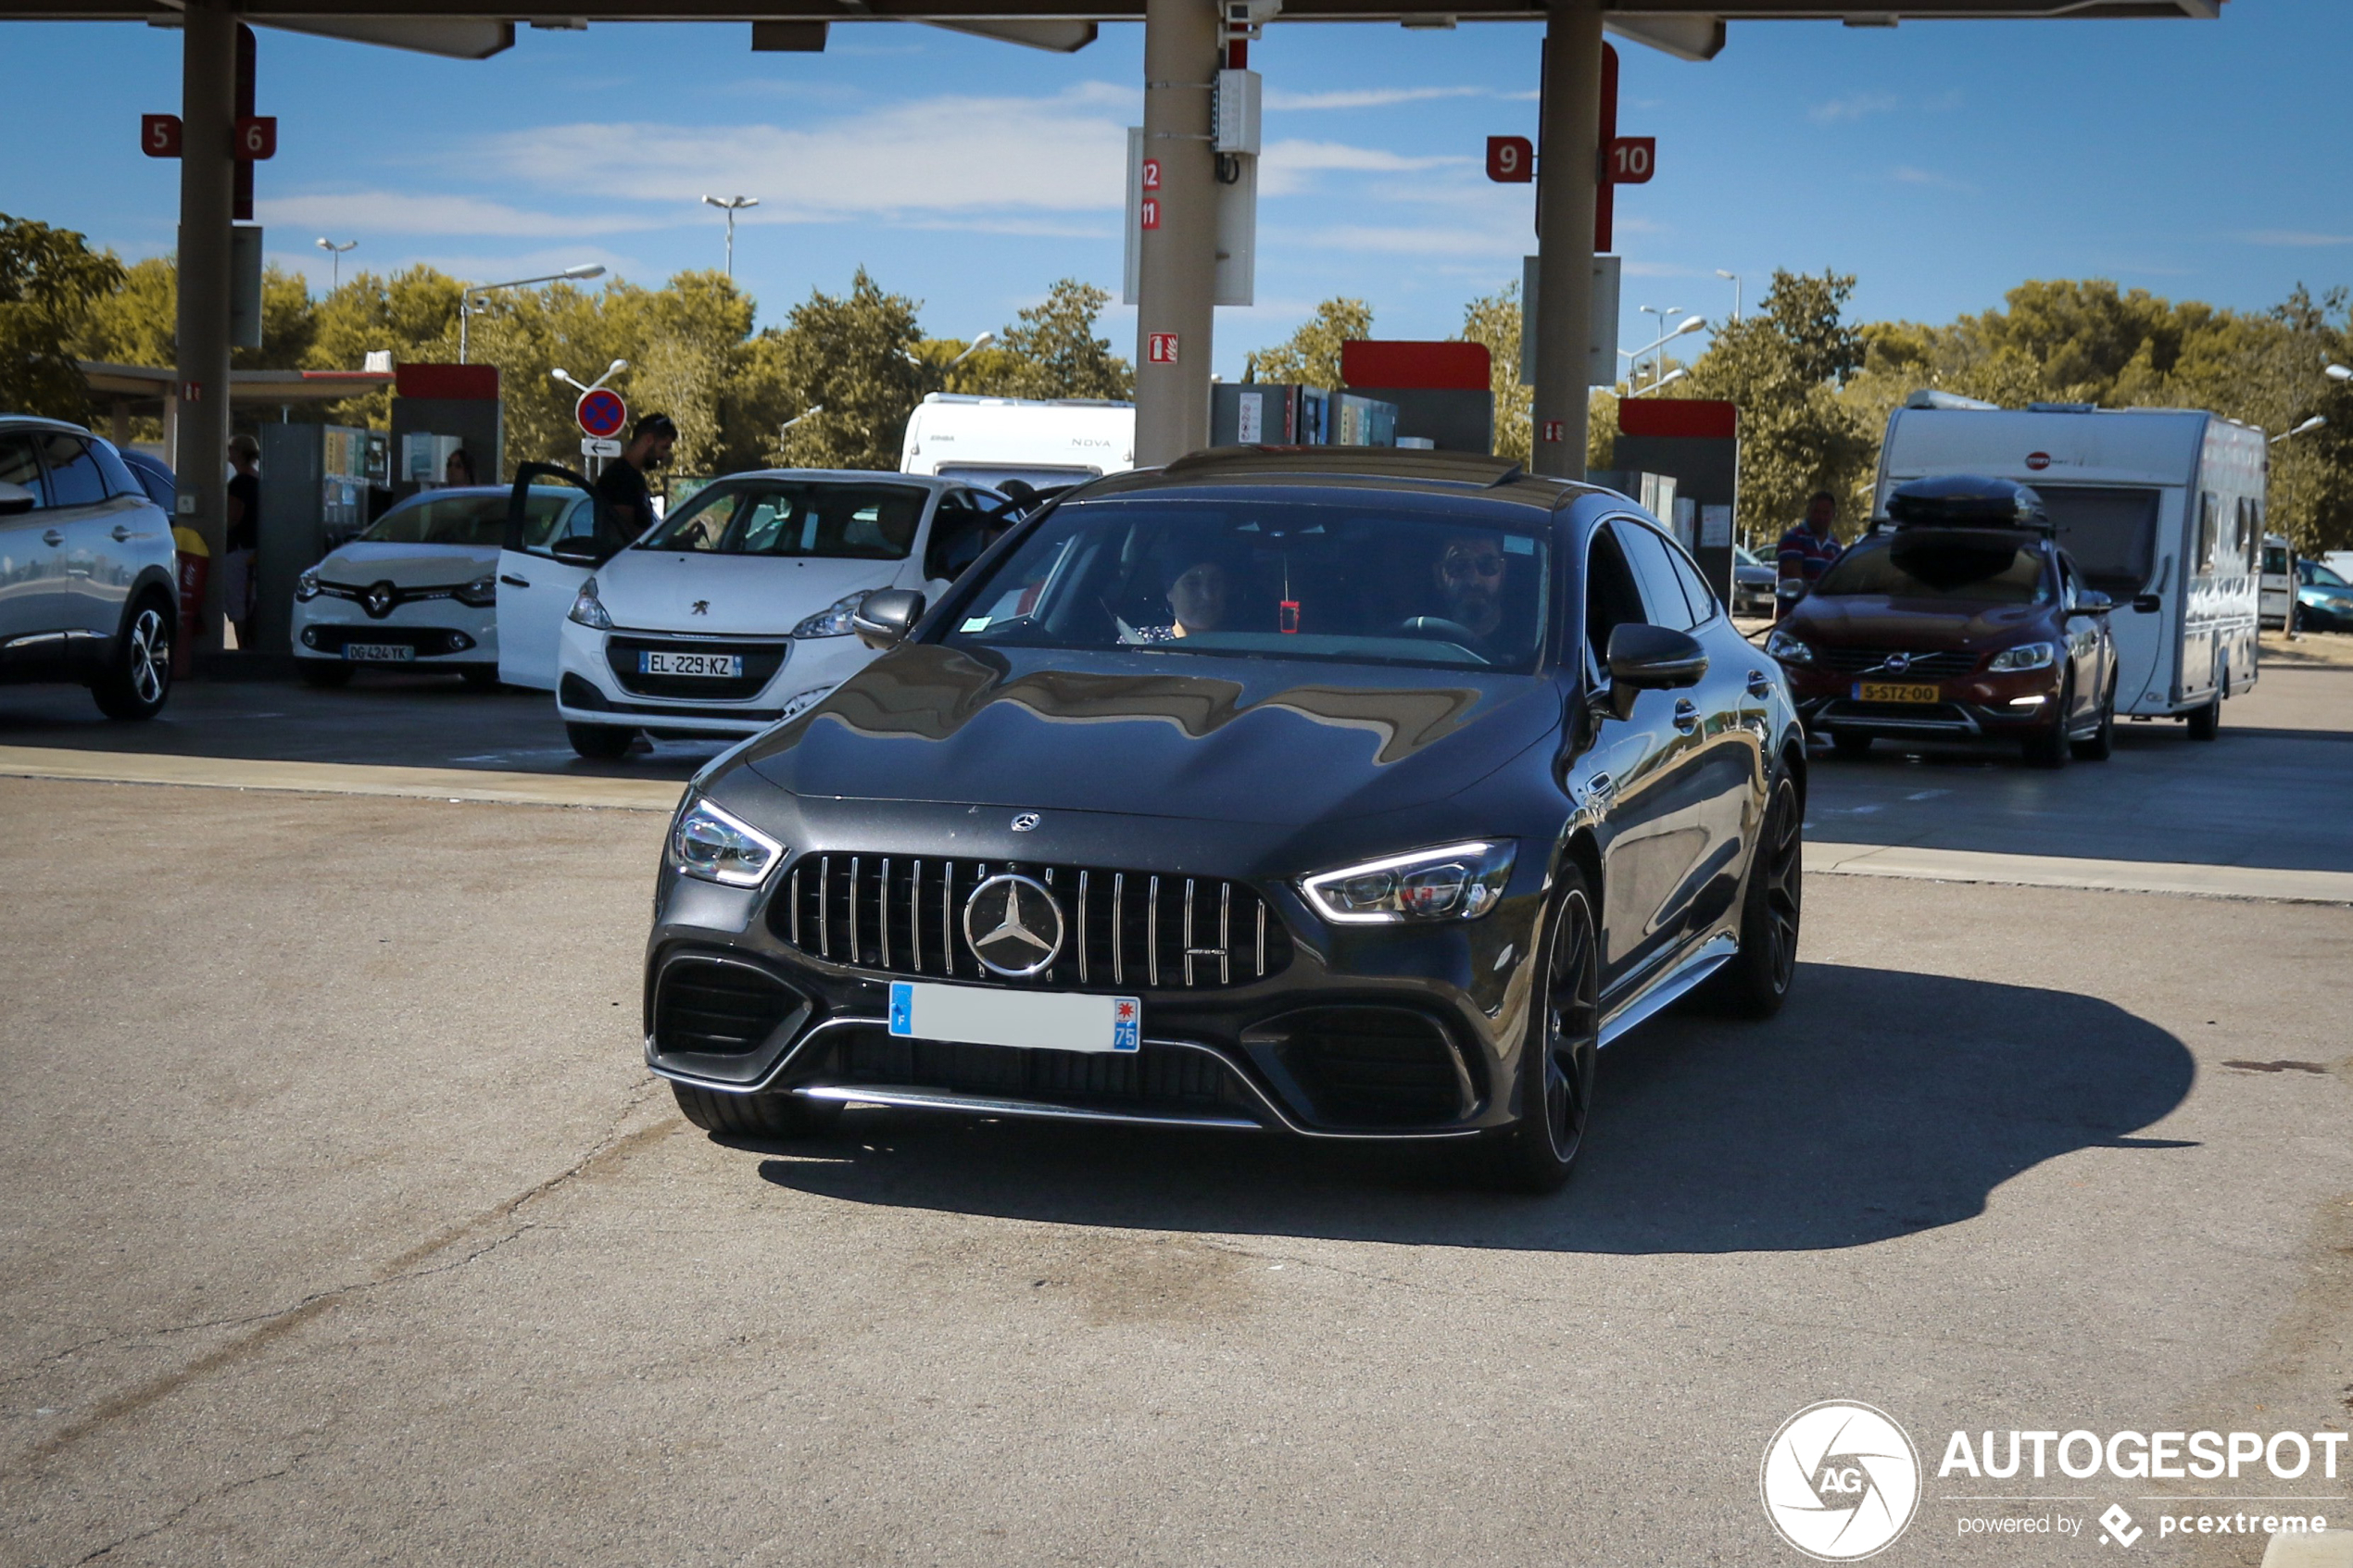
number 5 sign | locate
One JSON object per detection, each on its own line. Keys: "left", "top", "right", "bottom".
{"left": 140, "top": 114, "right": 182, "bottom": 158}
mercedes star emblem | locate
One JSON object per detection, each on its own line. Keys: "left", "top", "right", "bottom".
{"left": 963, "top": 873, "right": 1064, "bottom": 978}
{"left": 1011, "top": 811, "right": 1041, "bottom": 833}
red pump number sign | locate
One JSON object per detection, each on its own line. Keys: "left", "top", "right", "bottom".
{"left": 1485, "top": 136, "right": 1533, "bottom": 184}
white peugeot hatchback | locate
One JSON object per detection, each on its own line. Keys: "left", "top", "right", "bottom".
{"left": 506, "top": 466, "right": 1009, "bottom": 759}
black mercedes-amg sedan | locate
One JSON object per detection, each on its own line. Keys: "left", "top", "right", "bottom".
{"left": 643, "top": 447, "right": 1806, "bottom": 1190}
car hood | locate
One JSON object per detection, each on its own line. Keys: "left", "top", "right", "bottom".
{"left": 739, "top": 643, "right": 1564, "bottom": 826}
{"left": 319, "top": 540, "right": 497, "bottom": 588}
{"left": 598, "top": 550, "right": 901, "bottom": 634}
{"left": 1786, "top": 594, "right": 2051, "bottom": 648}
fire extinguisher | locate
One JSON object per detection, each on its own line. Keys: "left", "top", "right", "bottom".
{"left": 172, "top": 523, "right": 209, "bottom": 677}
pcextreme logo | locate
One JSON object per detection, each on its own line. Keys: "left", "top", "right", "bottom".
{"left": 1762, "top": 1401, "right": 1924, "bottom": 1562}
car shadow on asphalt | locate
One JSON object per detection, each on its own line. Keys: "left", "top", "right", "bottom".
{"left": 743, "top": 961, "right": 2196, "bottom": 1253}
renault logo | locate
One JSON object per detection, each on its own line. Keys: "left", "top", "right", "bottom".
{"left": 363, "top": 581, "right": 396, "bottom": 619}
{"left": 963, "top": 872, "right": 1064, "bottom": 978}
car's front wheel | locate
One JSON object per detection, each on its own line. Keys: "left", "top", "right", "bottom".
{"left": 567, "top": 721, "right": 636, "bottom": 759}
{"left": 1492, "top": 869, "right": 1601, "bottom": 1195}
{"left": 92, "top": 596, "right": 172, "bottom": 721}
{"left": 2023, "top": 674, "right": 2074, "bottom": 769}
{"left": 2072, "top": 676, "right": 2116, "bottom": 761}
{"left": 2187, "top": 695, "right": 2221, "bottom": 741}
{"left": 671, "top": 1081, "right": 836, "bottom": 1139}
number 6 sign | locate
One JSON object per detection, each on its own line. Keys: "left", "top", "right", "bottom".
{"left": 234, "top": 116, "right": 278, "bottom": 160}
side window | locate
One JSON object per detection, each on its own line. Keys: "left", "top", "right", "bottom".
{"left": 0, "top": 433, "right": 45, "bottom": 507}
{"left": 2239, "top": 498, "right": 2260, "bottom": 572}
{"left": 2195, "top": 492, "right": 2219, "bottom": 577}
{"left": 89, "top": 440, "right": 143, "bottom": 500}
{"left": 38, "top": 434, "right": 107, "bottom": 508}
{"left": 1584, "top": 523, "right": 1648, "bottom": 668}
{"left": 925, "top": 493, "right": 988, "bottom": 583}
{"left": 2057, "top": 556, "right": 2080, "bottom": 609}
{"left": 1665, "top": 537, "right": 1718, "bottom": 625}
{"left": 1613, "top": 520, "right": 1698, "bottom": 632}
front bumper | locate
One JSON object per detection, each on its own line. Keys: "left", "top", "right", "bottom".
{"left": 291, "top": 594, "right": 497, "bottom": 666}
{"left": 1789, "top": 667, "right": 2063, "bottom": 741}
{"left": 556, "top": 618, "right": 873, "bottom": 736}
{"left": 638, "top": 799, "right": 1554, "bottom": 1140}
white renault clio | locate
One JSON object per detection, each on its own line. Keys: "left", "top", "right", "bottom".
{"left": 513, "top": 467, "right": 1008, "bottom": 759}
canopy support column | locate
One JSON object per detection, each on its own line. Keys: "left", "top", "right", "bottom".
{"left": 1530, "top": 0, "right": 1603, "bottom": 479}
{"left": 1132, "top": 0, "right": 1219, "bottom": 466}
{"left": 173, "top": 0, "right": 238, "bottom": 647}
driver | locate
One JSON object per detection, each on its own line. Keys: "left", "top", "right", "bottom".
{"left": 1433, "top": 531, "right": 1509, "bottom": 642}
{"left": 1136, "top": 559, "right": 1230, "bottom": 643}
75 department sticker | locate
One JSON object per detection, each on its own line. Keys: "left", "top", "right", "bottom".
{"left": 1762, "top": 1401, "right": 1923, "bottom": 1561}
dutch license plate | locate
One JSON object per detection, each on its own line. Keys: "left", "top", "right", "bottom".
{"left": 889, "top": 981, "right": 1140, "bottom": 1055}
{"left": 1855, "top": 681, "right": 1939, "bottom": 704}
{"left": 641, "top": 649, "right": 743, "bottom": 679}
{"left": 345, "top": 643, "right": 413, "bottom": 662}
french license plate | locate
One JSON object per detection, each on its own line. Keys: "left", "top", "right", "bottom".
{"left": 345, "top": 643, "right": 413, "bottom": 662}
{"left": 889, "top": 981, "right": 1140, "bottom": 1054}
{"left": 641, "top": 649, "right": 743, "bottom": 678}
{"left": 1855, "top": 681, "right": 1939, "bottom": 704}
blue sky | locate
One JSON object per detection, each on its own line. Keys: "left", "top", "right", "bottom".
{"left": 3, "top": 0, "right": 2347, "bottom": 383}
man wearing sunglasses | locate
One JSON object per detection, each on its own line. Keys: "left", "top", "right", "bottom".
{"left": 1430, "top": 531, "right": 1510, "bottom": 652}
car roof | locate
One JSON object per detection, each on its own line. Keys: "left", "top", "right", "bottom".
{"left": 0, "top": 414, "right": 98, "bottom": 437}
{"left": 704, "top": 469, "right": 968, "bottom": 491}
{"left": 1070, "top": 445, "right": 1604, "bottom": 513}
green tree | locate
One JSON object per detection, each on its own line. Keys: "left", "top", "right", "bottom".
{"left": 1684, "top": 269, "right": 1875, "bottom": 542}
{"left": 1, "top": 213, "right": 126, "bottom": 420}
{"left": 771, "top": 268, "right": 929, "bottom": 470}
{"left": 1457, "top": 282, "right": 1531, "bottom": 465}
{"left": 993, "top": 279, "right": 1132, "bottom": 401}
{"left": 1247, "top": 297, "right": 1372, "bottom": 390}
{"left": 303, "top": 265, "right": 465, "bottom": 431}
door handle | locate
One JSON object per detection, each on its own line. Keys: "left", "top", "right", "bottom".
{"left": 1579, "top": 771, "right": 1616, "bottom": 809}
{"left": 111, "top": 525, "right": 133, "bottom": 542}
{"left": 1673, "top": 698, "right": 1701, "bottom": 733}
{"left": 42, "top": 529, "right": 64, "bottom": 546}
{"left": 499, "top": 573, "right": 530, "bottom": 588}
{"left": 1745, "top": 668, "right": 1773, "bottom": 698}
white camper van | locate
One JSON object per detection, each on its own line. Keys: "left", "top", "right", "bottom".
{"left": 1877, "top": 396, "right": 2266, "bottom": 737}
{"left": 900, "top": 395, "right": 1135, "bottom": 493}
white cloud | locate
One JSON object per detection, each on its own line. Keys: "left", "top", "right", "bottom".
{"left": 1263, "top": 85, "right": 1491, "bottom": 111}
{"left": 1258, "top": 139, "right": 1472, "bottom": 196}
{"left": 1276, "top": 220, "right": 1526, "bottom": 259}
{"left": 2245, "top": 230, "right": 2353, "bottom": 247}
{"left": 1889, "top": 165, "right": 1977, "bottom": 194}
{"left": 254, "top": 191, "right": 662, "bottom": 238}
{"left": 477, "top": 83, "right": 1134, "bottom": 221}
{"left": 1809, "top": 92, "right": 1901, "bottom": 125}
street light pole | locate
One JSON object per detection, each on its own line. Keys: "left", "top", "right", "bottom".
{"left": 316, "top": 237, "right": 357, "bottom": 292}
{"left": 701, "top": 195, "right": 759, "bottom": 279}
{"left": 1715, "top": 269, "right": 1742, "bottom": 323}
{"left": 458, "top": 263, "right": 606, "bottom": 365}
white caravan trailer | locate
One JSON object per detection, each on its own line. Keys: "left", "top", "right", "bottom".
{"left": 900, "top": 395, "right": 1135, "bottom": 492}
{"left": 1877, "top": 396, "right": 2266, "bottom": 734}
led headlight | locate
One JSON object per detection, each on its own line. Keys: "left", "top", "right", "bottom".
{"left": 1764, "top": 626, "right": 1816, "bottom": 666}
{"left": 567, "top": 576, "right": 613, "bottom": 631}
{"left": 1988, "top": 641, "right": 2057, "bottom": 672}
{"left": 1300, "top": 841, "right": 1516, "bottom": 925}
{"left": 792, "top": 590, "right": 875, "bottom": 639}
{"left": 455, "top": 573, "right": 498, "bottom": 608}
{"left": 671, "top": 796, "right": 786, "bottom": 887}
{"left": 295, "top": 568, "right": 321, "bottom": 603}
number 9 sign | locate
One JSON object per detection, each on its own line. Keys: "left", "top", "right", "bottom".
{"left": 1485, "top": 135, "right": 1535, "bottom": 185}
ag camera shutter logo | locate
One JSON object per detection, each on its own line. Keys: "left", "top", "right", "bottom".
{"left": 1761, "top": 1401, "right": 1922, "bottom": 1561}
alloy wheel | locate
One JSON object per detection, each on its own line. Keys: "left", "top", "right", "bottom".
{"left": 1541, "top": 890, "right": 1602, "bottom": 1165}
{"left": 129, "top": 607, "right": 170, "bottom": 706}
{"left": 1762, "top": 781, "right": 1802, "bottom": 994}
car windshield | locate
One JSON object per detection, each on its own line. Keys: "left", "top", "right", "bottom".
{"left": 2306, "top": 560, "right": 2349, "bottom": 588}
{"left": 941, "top": 496, "right": 1552, "bottom": 671}
{"left": 364, "top": 492, "right": 531, "bottom": 547}
{"left": 1813, "top": 533, "right": 2050, "bottom": 605}
{"left": 638, "top": 479, "right": 928, "bottom": 559}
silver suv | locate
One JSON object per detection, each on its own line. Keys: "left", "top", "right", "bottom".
{"left": 0, "top": 416, "right": 179, "bottom": 719}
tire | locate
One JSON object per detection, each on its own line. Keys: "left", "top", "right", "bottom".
{"left": 459, "top": 667, "right": 500, "bottom": 689}
{"left": 2072, "top": 678, "right": 2115, "bottom": 761}
{"left": 91, "top": 596, "right": 172, "bottom": 721}
{"left": 1491, "top": 869, "right": 1601, "bottom": 1195}
{"left": 2022, "top": 677, "right": 2072, "bottom": 770}
{"left": 567, "top": 721, "right": 637, "bottom": 759}
{"left": 298, "top": 661, "right": 354, "bottom": 688}
{"left": 2187, "top": 696, "right": 2221, "bottom": 742}
{"left": 1831, "top": 730, "right": 1872, "bottom": 760}
{"left": 1711, "top": 772, "right": 1802, "bottom": 1019}
{"left": 671, "top": 1081, "right": 835, "bottom": 1139}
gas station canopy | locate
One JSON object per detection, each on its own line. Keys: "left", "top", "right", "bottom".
{"left": 0, "top": 0, "right": 2223, "bottom": 59}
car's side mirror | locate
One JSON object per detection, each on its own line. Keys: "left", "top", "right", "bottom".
{"left": 0, "top": 482, "right": 35, "bottom": 517}
{"left": 1607, "top": 622, "right": 1709, "bottom": 689}
{"left": 2067, "top": 590, "right": 2115, "bottom": 618}
{"left": 2132, "top": 593, "right": 2162, "bottom": 614}
{"left": 852, "top": 588, "right": 925, "bottom": 650}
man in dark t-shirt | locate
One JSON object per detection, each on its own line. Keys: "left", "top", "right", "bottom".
{"left": 223, "top": 433, "right": 261, "bottom": 646}
{"left": 593, "top": 413, "right": 677, "bottom": 550}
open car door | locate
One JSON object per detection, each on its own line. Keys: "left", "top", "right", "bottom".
{"left": 498, "top": 463, "right": 623, "bottom": 691}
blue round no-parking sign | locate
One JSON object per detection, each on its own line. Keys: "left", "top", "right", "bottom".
{"left": 575, "top": 387, "right": 627, "bottom": 440}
